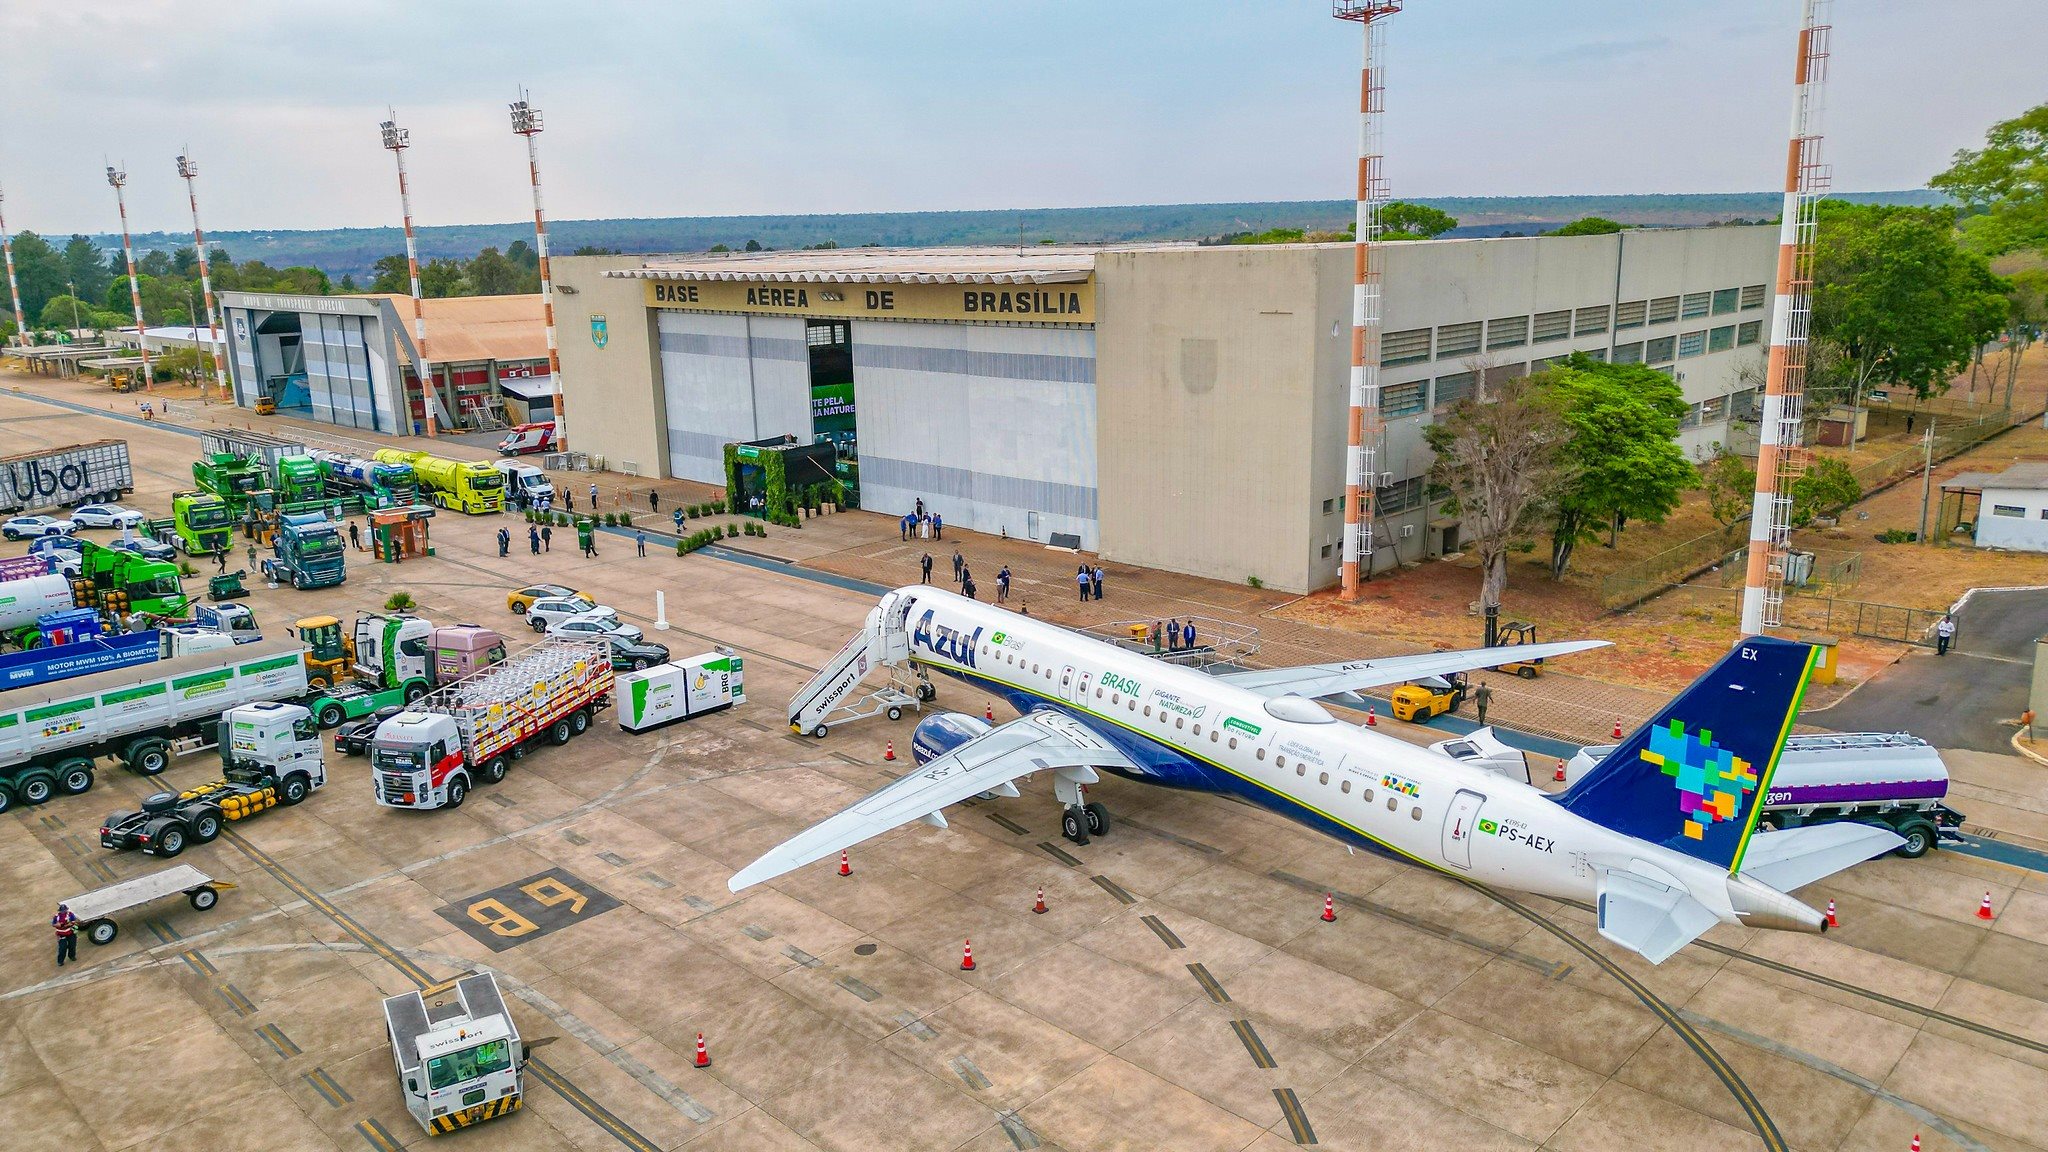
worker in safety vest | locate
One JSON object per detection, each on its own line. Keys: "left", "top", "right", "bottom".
{"left": 52, "top": 903, "right": 78, "bottom": 967}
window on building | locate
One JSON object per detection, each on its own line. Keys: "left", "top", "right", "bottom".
{"left": 1486, "top": 315, "right": 1529, "bottom": 350}
{"left": 1322, "top": 498, "right": 1335, "bottom": 515}
{"left": 1533, "top": 310, "right": 1571, "bottom": 343}
{"left": 1678, "top": 330, "right": 1707, "bottom": 358}
{"left": 1679, "top": 401, "right": 1704, "bottom": 429}
{"left": 1681, "top": 292, "right": 1712, "bottom": 319}
{"left": 1649, "top": 296, "right": 1681, "bottom": 324}
{"left": 1992, "top": 504, "right": 2025, "bottom": 518}
{"left": 1484, "top": 362, "right": 1527, "bottom": 388}
{"left": 1737, "top": 320, "right": 1763, "bottom": 347}
{"left": 1321, "top": 543, "right": 1332, "bottom": 558}
{"left": 1432, "top": 371, "right": 1475, "bottom": 409}
{"left": 1708, "top": 325, "right": 1737, "bottom": 353}
{"left": 1729, "top": 388, "right": 1762, "bottom": 420}
{"left": 1740, "top": 284, "right": 1768, "bottom": 309}
{"left": 1712, "top": 288, "right": 1741, "bottom": 315}
{"left": 1435, "top": 321, "right": 1481, "bottom": 357}
{"left": 1376, "top": 476, "right": 1426, "bottom": 514}
{"left": 1383, "top": 380, "right": 1426, "bottom": 416}
{"left": 1531, "top": 354, "right": 1568, "bottom": 372}
{"left": 1646, "top": 335, "right": 1677, "bottom": 364}
{"left": 1574, "top": 305, "right": 1611, "bottom": 336}
{"left": 1580, "top": 347, "right": 1608, "bottom": 362}
{"left": 1612, "top": 342, "right": 1645, "bottom": 364}
{"left": 1615, "top": 300, "right": 1647, "bottom": 330}
{"left": 1383, "top": 327, "right": 1432, "bottom": 366}
{"left": 1699, "top": 394, "right": 1728, "bottom": 423}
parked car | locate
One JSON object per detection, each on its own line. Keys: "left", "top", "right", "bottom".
{"left": 3, "top": 514, "right": 77, "bottom": 540}
{"left": 28, "top": 534, "right": 86, "bottom": 575}
{"left": 109, "top": 536, "right": 177, "bottom": 562}
{"left": 506, "top": 583, "right": 585, "bottom": 614}
{"left": 334, "top": 705, "right": 406, "bottom": 757}
{"left": 71, "top": 503, "right": 147, "bottom": 529}
{"left": 549, "top": 611, "right": 644, "bottom": 646}
{"left": 598, "top": 630, "right": 669, "bottom": 671}
{"left": 525, "top": 595, "right": 614, "bottom": 633}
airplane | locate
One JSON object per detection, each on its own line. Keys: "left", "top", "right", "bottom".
{"left": 733, "top": 586, "right": 1901, "bottom": 964}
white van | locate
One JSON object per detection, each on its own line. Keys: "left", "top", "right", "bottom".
{"left": 493, "top": 461, "right": 555, "bottom": 509}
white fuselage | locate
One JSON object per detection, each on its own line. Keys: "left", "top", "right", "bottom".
{"left": 893, "top": 587, "right": 1742, "bottom": 919}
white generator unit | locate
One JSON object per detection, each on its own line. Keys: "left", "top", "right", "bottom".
{"left": 618, "top": 650, "right": 744, "bottom": 733}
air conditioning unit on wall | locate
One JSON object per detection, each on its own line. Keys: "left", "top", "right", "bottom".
{"left": 1399, "top": 524, "right": 1415, "bottom": 538}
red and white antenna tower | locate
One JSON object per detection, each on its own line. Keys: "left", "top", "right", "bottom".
{"left": 0, "top": 184, "right": 27, "bottom": 347}
{"left": 1333, "top": 1, "right": 1401, "bottom": 600}
{"left": 175, "top": 152, "right": 228, "bottom": 402}
{"left": 1740, "top": 0, "right": 1832, "bottom": 635}
{"left": 105, "top": 164, "right": 155, "bottom": 393}
{"left": 381, "top": 112, "right": 438, "bottom": 437}
{"left": 510, "top": 91, "right": 567, "bottom": 451}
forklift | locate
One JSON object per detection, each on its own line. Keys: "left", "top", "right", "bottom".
{"left": 1390, "top": 672, "right": 1469, "bottom": 723}
{"left": 291, "top": 615, "right": 355, "bottom": 688}
{"left": 1490, "top": 621, "right": 1549, "bottom": 679}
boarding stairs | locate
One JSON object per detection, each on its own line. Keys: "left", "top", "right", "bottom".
{"left": 787, "top": 590, "right": 928, "bottom": 738}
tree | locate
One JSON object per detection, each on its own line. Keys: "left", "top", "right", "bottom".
{"left": 153, "top": 345, "right": 209, "bottom": 382}
{"left": 171, "top": 246, "right": 198, "bottom": 276}
{"left": 465, "top": 246, "right": 524, "bottom": 295}
{"left": 743, "top": 239, "right": 763, "bottom": 252}
{"left": 1699, "top": 447, "right": 1757, "bottom": 531}
{"left": 369, "top": 253, "right": 410, "bottom": 294}
{"left": 1547, "top": 217, "right": 1626, "bottom": 236}
{"left": 1789, "top": 458, "right": 1859, "bottom": 527}
{"left": 1538, "top": 354, "right": 1696, "bottom": 577}
{"left": 9, "top": 232, "right": 67, "bottom": 320}
{"left": 338, "top": 274, "right": 360, "bottom": 293}
{"left": 1809, "top": 202, "right": 2009, "bottom": 403}
{"left": 570, "top": 245, "right": 621, "bottom": 256}
{"left": 504, "top": 239, "right": 538, "bottom": 271}
{"left": 1931, "top": 102, "right": 2048, "bottom": 256}
{"left": 708, "top": 243, "right": 731, "bottom": 253}
{"left": 138, "top": 249, "right": 173, "bottom": 278}
{"left": 419, "top": 258, "right": 468, "bottom": 298}
{"left": 1380, "top": 202, "right": 1458, "bottom": 239}
{"left": 60, "top": 235, "right": 112, "bottom": 305}
{"left": 1421, "top": 368, "right": 1570, "bottom": 640}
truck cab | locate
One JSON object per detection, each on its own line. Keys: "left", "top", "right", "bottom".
{"left": 222, "top": 701, "right": 325, "bottom": 786}
{"left": 78, "top": 541, "right": 189, "bottom": 618}
{"left": 275, "top": 455, "right": 325, "bottom": 504}
{"left": 172, "top": 492, "right": 232, "bottom": 556}
{"left": 492, "top": 461, "right": 554, "bottom": 509}
{"left": 431, "top": 624, "right": 508, "bottom": 683}
{"left": 192, "top": 602, "right": 260, "bottom": 642}
{"left": 384, "top": 972, "right": 524, "bottom": 1134}
{"left": 263, "top": 512, "right": 346, "bottom": 591}
{"left": 371, "top": 712, "right": 466, "bottom": 809}
{"left": 352, "top": 614, "right": 436, "bottom": 688}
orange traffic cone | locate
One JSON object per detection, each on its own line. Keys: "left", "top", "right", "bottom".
{"left": 985, "top": 702, "right": 994, "bottom": 722}
{"left": 884, "top": 740, "right": 895, "bottom": 761}
{"left": 960, "top": 940, "right": 976, "bottom": 970}
{"left": 1978, "top": 891, "right": 1996, "bottom": 920}
{"left": 838, "top": 850, "right": 852, "bottom": 877}
{"left": 1320, "top": 893, "right": 1337, "bottom": 923}
{"left": 1612, "top": 718, "right": 1624, "bottom": 739}
{"left": 1365, "top": 707, "right": 1377, "bottom": 727}
{"left": 693, "top": 1032, "right": 711, "bottom": 1068}
{"left": 1553, "top": 760, "right": 1567, "bottom": 782}
{"left": 1824, "top": 899, "right": 1838, "bottom": 928}
{"left": 1910, "top": 1135, "right": 1920, "bottom": 1152}
{"left": 1032, "top": 886, "right": 1047, "bottom": 915}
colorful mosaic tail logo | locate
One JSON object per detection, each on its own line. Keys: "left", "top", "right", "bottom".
{"left": 1640, "top": 720, "right": 1759, "bottom": 840}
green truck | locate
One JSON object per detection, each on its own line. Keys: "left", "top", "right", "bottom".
{"left": 76, "top": 540, "right": 188, "bottom": 618}
{"left": 276, "top": 455, "right": 326, "bottom": 504}
{"left": 301, "top": 617, "right": 506, "bottom": 728}
{"left": 170, "top": 492, "right": 233, "bottom": 556}
{"left": 259, "top": 512, "right": 346, "bottom": 591}
{"left": 193, "top": 453, "right": 274, "bottom": 518}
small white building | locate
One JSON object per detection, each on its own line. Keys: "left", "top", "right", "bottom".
{"left": 1944, "top": 462, "right": 2048, "bottom": 551}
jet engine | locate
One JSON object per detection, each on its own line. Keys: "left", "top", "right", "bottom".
{"left": 910, "top": 712, "right": 991, "bottom": 765}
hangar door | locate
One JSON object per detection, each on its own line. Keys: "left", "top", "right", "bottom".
{"left": 656, "top": 311, "right": 810, "bottom": 483}
{"left": 853, "top": 321, "right": 1097, "bottom": 550}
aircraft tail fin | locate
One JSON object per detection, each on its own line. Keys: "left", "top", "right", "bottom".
{"left": 1556, "top": 637, "right": 1816, "bottom": 873}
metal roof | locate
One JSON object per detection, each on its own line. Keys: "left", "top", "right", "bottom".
{"left": 1941, "top": 461, "right": 2048, "bottom": 492}
{"left": 352, "top": 294, "right": 550, "bottom": 364}
{"left": 606, "top": 246, "right": 1119, "bottom": 286}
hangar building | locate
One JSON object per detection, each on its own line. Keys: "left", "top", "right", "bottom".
{"left": 551, "top": 228, "right": 1775, "bottom": 593}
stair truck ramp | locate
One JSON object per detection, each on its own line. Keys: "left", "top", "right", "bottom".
{"left": 788, "top": 590, "right": 927, "bottom": 739}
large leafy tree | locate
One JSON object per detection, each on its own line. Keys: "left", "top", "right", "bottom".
{"left": 1537, "top": 354, "right": 1696, "bottom": 577}
{"left": 60, "top": 235, "right": 113, "bottom": 305}
{"left": 9, "top": 231, "right": 68, "bottom": 320}
{"left": 1548, "top": 217, "right": 1626, "bottom": 236}
{"left": 1422, "top": 369, "right": 1570, "bottom": 640}
{"left": 1931, "top": 102, "right": 2048, "bottom": 257}
{"left": 1809, "top": 202, "right": 2008, "bottom": 404}
{"left": 1380, "top": 201, "right": 1458, "bottom": 240}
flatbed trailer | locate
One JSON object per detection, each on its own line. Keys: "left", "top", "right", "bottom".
{"left": 63, "top": 863, "right": 234, "bottom": 946}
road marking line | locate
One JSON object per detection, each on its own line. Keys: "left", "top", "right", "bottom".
{"left": 1231, "top": 1019, "right": 1278, "bottom": 1069}
{"left": 949, "top": 1055, "right": 993, "bottom": 1090}
{"left": 355, "top": 1118, "right": 405, "bottom": 1152}
{"left": 1187, "top": 962, "right": 1232, "bottom": 1004}
{"left": 1091, "top": 875, "right": 1137, "bottom": 904}
{"left": 985, "top": 812, "right": 1030, "bottom": 835}
{"left": 1272, "top": 1087, "right": 1316, "bottom": 1145}
{"left": 1140, "top": 915, "right": 1185, "bottom": 949}
{"left": 1036, "top": 842, "right": 1082, "bottom": 867}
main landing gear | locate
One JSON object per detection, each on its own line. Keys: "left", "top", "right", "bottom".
{"left": 1060, "top": 801, "right": 1112, "bottom": 846}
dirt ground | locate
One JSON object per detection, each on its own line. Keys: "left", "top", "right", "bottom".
{"left": 1284, "top": 342, "right": 2048, "bottom": 694}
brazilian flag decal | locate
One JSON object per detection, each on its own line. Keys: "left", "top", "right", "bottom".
{"left": 1477, "top": 818, "right": 1498, "bottom": 835}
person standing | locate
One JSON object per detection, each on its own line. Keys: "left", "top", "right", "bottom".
{"left": 996, "top": 566, "right": 1010, "bottom": 604}
{"left": 52, "top": 903, "right": 77, "bottom": 967}
{"left": 215, "top": 546, "right": 228, "bottom": 572}
{"left": 963, "top": 575, "right": 977, "bottom": 601}
{"left": 933, "top": 512, "right": 943, "bottom": 540}
{"left": 589, "top": 482, "right": 599, "bottom": 508}
{"left": 1077, "top": 568, "right": 1090, "bottom": 602}
{"left": 1936, "top": 613, "right": 1956, "bottom": 656}
{"left": 636, "top": 530, "right": 647, "bottom": 557}
{"left": 920, "top": 552, "right": 933, "bottom": 584}
{"left": 673, "top": 507, "right": 685, "bottom": 533}
{"left": 540, "top": 524, "right": 552, "bottom": 553}
{"left": 650, "top": 490, "right": 660, "bottom": 513}
{"left": 1181, "top": 618, "right": 1194, "bottom": 651}
{"left": 1151, "top": 621, "right": 1163, "bottom": 652}
{"left": 952, "top": 549, "right": 964, "bottom": 583}
{"left": 497, "top": 526, "right": 511, "bottom": 557}
{"left": 901, "top": 514, "right": 911, "bottom": 542}
{"left": 1474, "top": 680, "right": 1494, "bottom": 726}
{"left": 1167, "top": 618, "right": 1182, "bottom": 651}
{"left": 529, "top": 524, "right": 541, "bottom": 555}
{"left": 564, "top": 489, "right": 574, "bottom": 512}
{"left": 1091, "top": 566, "right": 1104, "bottom": 602}
{"left": 349, "top": 520, "right": 363, "bottom": 551}
{"left": 915, "top": 497, "right": 925, "bottom": 519}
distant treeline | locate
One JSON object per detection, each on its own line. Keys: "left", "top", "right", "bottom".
{"left": 102, "top": 191, "right": 1944, "bottom": 281}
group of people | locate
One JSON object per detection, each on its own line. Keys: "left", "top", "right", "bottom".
{"left": 913, "top": 548, "right": 1018, "bottom": 608}
{"left": 901, "top": 498, "right": 944, "bottom": 541}
{"left": 1076, "top": 564, "right": 1105, "bottom": 601}
{"left": 1154, "top": 617, "right": 1197, "bottom": 653}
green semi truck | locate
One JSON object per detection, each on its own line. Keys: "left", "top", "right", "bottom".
{"left": 276, "top": 455, "right": 327, "bottom": 504}
{"left": 193, "top": 453, "right": 274, "bottom": 518}
{"left": 170, "top": 492, "right": 233, "bottom": 556}
{"left": 76, "top": 540, "right": 189, "bottom": 619}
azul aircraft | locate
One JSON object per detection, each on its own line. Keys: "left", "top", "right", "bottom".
{"left": 733, "top": 587, "right": 1900, "bottom": 964}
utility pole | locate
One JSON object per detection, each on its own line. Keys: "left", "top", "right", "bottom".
{"left": 0, "top": 184, "right": 27, "bottom": 347}
{"left": 175, "top": 152, "right": 229, "bottom": 403}
{"left": 510, "top": 92, "right": 566, "bottom": 451}
{"left": 381, "top": 112, "right": 437, "bottom": 437}
{"left": 1917, "top": 420, "right": 1936, "bottom": 545}
{"left": 105, "top": 165, "right": 155, "bottom": 393}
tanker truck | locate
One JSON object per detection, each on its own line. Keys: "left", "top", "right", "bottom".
{"left": 374, "top": 449, "right": 503, "bottom": 515}
{"left": 0, "top": 571, "right": 81, "bottom": 648}
{"left": 310, "top": 451, "right": 417, "bottom": 508}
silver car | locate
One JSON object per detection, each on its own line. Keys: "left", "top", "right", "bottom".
{"left": 525, "top": 594, "right": 615, "bottom": 633}
{"left": 548, "top": 611, "right": 644, "bottom": 646}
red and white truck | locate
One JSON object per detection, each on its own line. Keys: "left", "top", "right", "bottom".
{"left": 370, "top": 637, "right": 611, "bottom": 810}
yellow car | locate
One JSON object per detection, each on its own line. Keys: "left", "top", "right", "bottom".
{"left": 507, "top": 583, "right": 586, "bottom": 614}
{"left": 1389, "top": 674, "right": 1468, "bottom": 723}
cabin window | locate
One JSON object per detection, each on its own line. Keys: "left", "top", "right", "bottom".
{"left": 1111, "top": 693, "right": 1119, "bottom": 705}
{"left": 1143, "top": 706, "right": 1151, "bottom": 717}
{"left": 1175, "top": 717, "right": 1184, "bottom": 730}
{"left": 1318, "top": 772, "right": 1329, "bottom": 786}
{"left": 1411, "top": 807, "right": 1423, "bottom": 821}
{"left": 1032, "top": 663, "right": 1040, "bottom": 674}
{"left": 1341, "top": 780, "right": 1351, "bottom": 794}
{"left": 1209, "top": 730, "right": 1218, "bottom": 743}
{"left": 1095, "top": 687, "right": 1103, "bottom": 699}
{"left": 1128, "top": 699, "right": 1136, "bottom": 712}
{"left": 1228, "top": 737, "right": 1237, "bottom": 750}
{"left": 1387, "top": 797, "right": 1398, "bottom": 812}
{"left": 1296, "top": 764, "right": 1306, "bottom": 777}
{"left": 1363, "top": 789, "right": 1373, "bottom": 803}
{"left": 1256, "top": 749, "right": 1266, "bottom": 761}
{"left": 1275, "top": 754, "right": 1286, "bottom": 768}
{"left": 1192, "top": 724, "right": 1201, "bottom": 736}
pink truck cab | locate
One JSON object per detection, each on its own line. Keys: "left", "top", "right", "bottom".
{"left": 432, "top": 625, "right": 508, "bottom": 684}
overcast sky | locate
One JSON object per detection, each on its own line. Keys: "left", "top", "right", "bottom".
{"left": 0, "top": 1, "right": 2033, "bottom": 237}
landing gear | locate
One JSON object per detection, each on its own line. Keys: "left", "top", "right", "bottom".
{"left": 1061, "top": 805, "right": 1089, "bottom": 846}
{"left": 1084, "top": 802, "right": 1110, "bottom": 837}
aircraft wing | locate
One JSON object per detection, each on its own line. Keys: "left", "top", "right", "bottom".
{"left": 1595, "top": 867, "right": 1721, "bottom": 964}
{"left": 1737, "top": 823, "right": 1904, "bottom": 893}
{"left": 1210, "top": 640, "right": 1610, "bottom": 700}
{"left": 729, "top": 711, "right": 1134, "bottom": 892}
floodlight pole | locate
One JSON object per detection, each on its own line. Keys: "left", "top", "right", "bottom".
{"left": 0, "top": 184, "right": 26, "bottom": 347}
{"left": 382, "top": 113, "right": 437, "bottom": 437}
{"left": 511, "top": 92, "right": 567, "bottom": 451}
{"left": 176, "top": 152, "right": 228, "bottom": 401}
{"left": 106, "top": 165, "right": 155, "bottom": 392}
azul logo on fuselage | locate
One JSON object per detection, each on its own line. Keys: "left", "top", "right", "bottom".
{"left": 913, "top": 610, "right": 982, "bottom": 670}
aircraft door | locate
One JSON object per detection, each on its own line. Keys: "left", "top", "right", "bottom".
{"left": 1070, "top": 669, "right": 1093, "bottom": 708}
{"left": 1442, "top": 789, "right": 1487, "bottom": 869}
